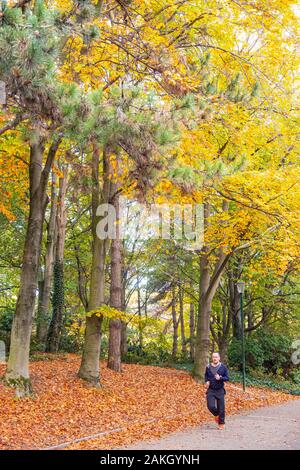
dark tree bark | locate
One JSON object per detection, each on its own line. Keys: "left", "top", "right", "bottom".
{"left": 179, "top": 285, "right": 187, "bottom": 356}
{"left": 219, "top": 299, "right": 231, "bottom": 364}
{"left": 46, "top": 165, "right": 68, "bottom": 353}
{"left": 171, "top": 285, "right": 179, "bottom": 359}
{"left": 212, "top": 299, "right": 231, "bottom": 365}
{"left": 189, "top": 302, "right": 195, "bottom": 360}
{"left": 230, "top": 277, "right": 242, "bottom": 339}
{"left": 73, "top": 242, "right": 89, "bottom": 311}
{"left": 137, "top": 275, "right": 143, "bottom": 353}
{"left": 247, "top": 306, "right": 254, "bottom": 331}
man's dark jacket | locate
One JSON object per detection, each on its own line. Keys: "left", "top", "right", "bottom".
{"left": 204, "top": 363, "right": 229, "bottom": 391}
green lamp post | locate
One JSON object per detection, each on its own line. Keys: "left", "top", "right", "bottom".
{"left": 236, "top": 281, "right": 246, "bottom": 391}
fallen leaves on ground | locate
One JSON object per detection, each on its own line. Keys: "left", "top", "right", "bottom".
{"left": 0, "top": 354, "right": 296, "bottom": 450}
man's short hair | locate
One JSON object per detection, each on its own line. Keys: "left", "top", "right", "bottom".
{"left": 212, "top": 352, "right": 220, "bottom": 357}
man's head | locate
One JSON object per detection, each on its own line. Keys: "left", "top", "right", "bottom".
{"left": 211, "top": 352, "right": 221, "bottom": 365}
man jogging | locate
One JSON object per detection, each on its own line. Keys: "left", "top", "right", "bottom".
{"left": 205, "top": 352, "right": 229, "bottom": 430}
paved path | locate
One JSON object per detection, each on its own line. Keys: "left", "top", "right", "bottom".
{"left": 121, "top": 399, "right": 300, "bottom": 450}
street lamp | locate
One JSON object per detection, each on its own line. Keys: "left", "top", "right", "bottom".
{"left": 236, "top": 281, "right": 246, "bottom": 391}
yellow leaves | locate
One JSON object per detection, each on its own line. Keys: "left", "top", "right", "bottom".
{"left": 0, "top": 124, "right": 28, "bottom": 220}
{"left": 155, "top": 179, "right": 173, "bottom": 201}
{"left": 222, "top": 168, "right": 300, "bottom": 218}
{"left": 155, "top": 195, "right": 165, "bottom": 204}
{"left": 53, "top": 0, "right": 74, "bottom": 14}
{"left": 160, "top": 179, "right": 173, "bottom": 191}
{"left": 87, "top": 305, "right": 124, "bottom": 320}
{"left": 87, "top": 305, "right": 163, "bottom": 330}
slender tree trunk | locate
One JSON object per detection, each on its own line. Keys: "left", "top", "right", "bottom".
{"left": 120, "top": 268, "right": 127, "bottom": 358}
{"left": 212, "top": 281, "right": 232, "bottom": 364}
{"left": 5, "top": 132, "right": 60, "bottom": 396}
{"left": 73, "top": 241, "right": 89, "bottom": 311}
{"left": 219, "top": 301, "right": 230, "bottom": 363}
{"left": 46, "top": 165, "right": 68, "bottom": 353}
{"left": 247, "top": 306, "right": 253, "bottom": 331}
{"left": 171, "top": 285, "right": 178, "bottom": 359}
{"left": 107, "top": 154, "right": 122, "bottom": 372}
{"left": 219, "top": 339, "right": 229, "bottom": 364}
{"left": 144, "top": 284, "right": 148, "bottom": 318}
{"left": 179, "top": 286, "right": 187, "bottom": 356}
{"left": 78, "top": 145, "right": 110, "bottom": 385}
{"left": 189, "top": 302, "right": 195, "bottom": 360}
{"left": 229, "top": 255, "right": 243, "bottom": 339}
{"left": 37, "top": 277, "right": 44, "bottom": 333}
{"left": 231, "top": 281, "right": 242, "bottom": 339}
{"left": 137, "top": 276, "right": 143, "bottom": 353}
{"left": 36, "top": 171, "right": 57, "bottom": 344}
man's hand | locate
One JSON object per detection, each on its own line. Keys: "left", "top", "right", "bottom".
{"left": 215, "top": 373, "right": 221, "bottom": 380}
{"left": 205, "top": 381, "right": 210, "bottom": 389}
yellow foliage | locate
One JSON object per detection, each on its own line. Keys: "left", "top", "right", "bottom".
{"left": 87, "top": 305, "right": 164, "bottom": 330}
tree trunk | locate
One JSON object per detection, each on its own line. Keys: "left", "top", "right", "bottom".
{"left": 5, "top": 132, "right": 60, "bottom": 396}
{"left": 219, "top": 338, "right": 229, "bottom": 364}
{"left": 137, "top": 276, "right": 143, "bottom": 353}
{"left": 231, "top": 281, "right": 242, "bottom": 339}
{"left": 78, "top": 145, "right": 110, "bottom": 385}
{"left": 107, "top": 154, "right": 122, "bottom": 372}
{"left": 107, "top": 318, "right": 122, "bottom": 372}
{"left": 120, "top": 268, "right": 128, "bottom": 359}
{"left": 247, "top": 306, "right": 254, "bottom": 331}
{"left": 36, "top": 171, "right": 57, "bottom": 344}
{"left": 171, "top": 285, "right": 178, "bottom": 359}
{"left": 179, "top": 286, "right": 187, "bottom": 356}
{"left": 73, "top": 241, "right": 89, "bottom": 311}
{"left": 144, "top": 284, "right": 148, "bottom": 317}
{"left": 218, "top": 300, "right": 231, "bottom": 364}
{"left": 46, "top": 165, "right": 68, "bottom": 353}
{"left": 229, "top": 255, "right": 243, "bottom": 339}
{"left": 195, "top": 283, "right": 221, "bottom": 382}
{"left": 189, "top": 302, "right": 195, "bottom": 360}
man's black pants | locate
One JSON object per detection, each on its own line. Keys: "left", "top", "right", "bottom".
{"left": 206, "top": 388, "right": 226, "bottom": 424}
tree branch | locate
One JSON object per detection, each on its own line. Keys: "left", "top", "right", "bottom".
{"left": 40, "top": 137, "right": 62, "bottom": 194}
{"left": 0, "top": 113, "right": 30, "bottom": 136}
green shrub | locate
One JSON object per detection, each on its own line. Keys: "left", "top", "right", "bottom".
{"left": 0, "top": 308, "right": 13, "bottom": 332}
{"left": 228, "top": 329, "right": 294, "bottom": 377}
{"left": 290, "top": 368, "right": 300, "bottom": 385}
{"left": 228, "top": 336, "right": 264, "bottom": 371}
{"left": 255, "top": 329, "right": 292, "bottom": 374}
{"left": 0, "top": 308, "right": 14, "bottom": 352}
{"left": 124, "top": 342, "right": 173, "bottom": 365}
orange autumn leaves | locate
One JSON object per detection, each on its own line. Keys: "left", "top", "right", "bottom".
{"left": 0, "top": 355, "right": 295, "bottom": 450}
